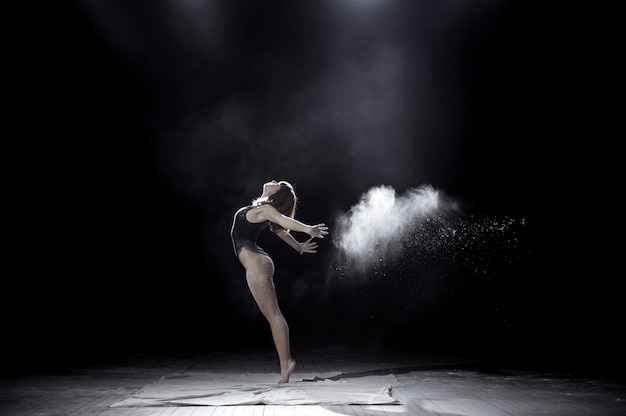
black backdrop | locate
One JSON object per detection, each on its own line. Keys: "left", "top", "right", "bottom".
{"left": 5, "top": 1, "right": 621, "bottom": 378}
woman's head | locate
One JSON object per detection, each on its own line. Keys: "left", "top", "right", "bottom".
{"left": 269, "top": 181, "right": 297, "bottom": 218}
{"left": 254, "top": 180, "right": 297, "bottom": 218}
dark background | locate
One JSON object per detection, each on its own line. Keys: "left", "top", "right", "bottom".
{"left": 6, "top": 1, "right": 620, "bottom": 378}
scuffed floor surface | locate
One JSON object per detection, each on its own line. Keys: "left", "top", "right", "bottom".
{"left": 1, "top": 348, "right": 624, "bottom": 415}
{"left": 393, "top": 367, "right": 626, "bottom": 416}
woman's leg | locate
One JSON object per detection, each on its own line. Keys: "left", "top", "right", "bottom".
{"left": 239, "top": 250, "right": 296, "bottom": 383}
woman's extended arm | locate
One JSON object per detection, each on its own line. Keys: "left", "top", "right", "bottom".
{"left": 274, "top": 230, "right": 320, "bottom": 254}
{"left": 253, "top": 204, "right": 329, "bottom": 239}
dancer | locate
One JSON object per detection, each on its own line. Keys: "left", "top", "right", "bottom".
{"left": 230, "top": 180, "right": 329, "bottom": 383}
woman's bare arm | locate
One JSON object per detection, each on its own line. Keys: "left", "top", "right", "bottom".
{"left": 274, "top": 230, "right": 320, "bottom": 254}
{"left": 252, "top": 204, "right": 328, "bottom": 238}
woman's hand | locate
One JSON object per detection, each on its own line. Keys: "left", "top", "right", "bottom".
{"left": 299, "top": 224, "right": 329, "bottom": 254}
{"left": 308, "top": 224, "right": 329, "bottom": 239}
{"left": 299, "top": 237, "right": 319, "bottom": 254}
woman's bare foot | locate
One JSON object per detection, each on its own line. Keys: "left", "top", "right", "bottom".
{"left": 279, "top": 359, "right": 296, "bottom": 384}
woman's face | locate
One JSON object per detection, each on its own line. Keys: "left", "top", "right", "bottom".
{"left": 262, "top": 180, "right": 281, "bottom": 196}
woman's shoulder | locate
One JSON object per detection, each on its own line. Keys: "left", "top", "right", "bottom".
{"left": 248, "top": 203, "right": 280, "bottom": 220}
{"left": 236, "top": 203, "right": 269, "bottom": 222}
{"left": 254, "top": 203, "right": 279, "bottom": 213}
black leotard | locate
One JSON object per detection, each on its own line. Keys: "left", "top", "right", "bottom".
{"left": 230, "top": 205, "right": 269, "bottom": 257}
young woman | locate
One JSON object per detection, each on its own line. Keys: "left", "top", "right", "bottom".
{"left": 230, "top": 180, "right": 329, "bottom": 383}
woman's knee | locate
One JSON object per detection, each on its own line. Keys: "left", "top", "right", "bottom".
{"left": 245, "top": 273, "right": 281, "bottom": 315}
